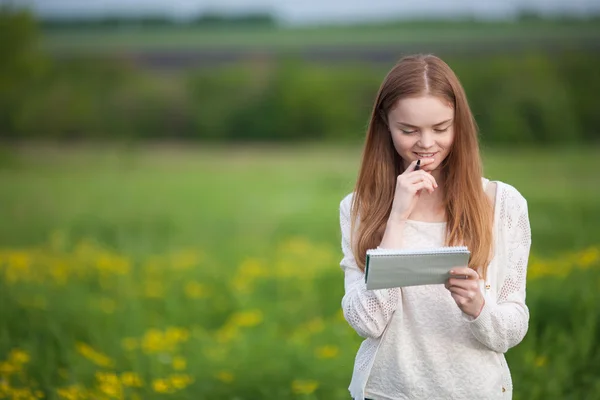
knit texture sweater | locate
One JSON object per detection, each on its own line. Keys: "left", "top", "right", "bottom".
{"left": 339, "top": 178, "right": 531, "bottom": 400}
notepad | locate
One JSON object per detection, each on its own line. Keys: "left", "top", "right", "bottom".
{"left": 365, "top": 246, "right": 471, "bottom": 290}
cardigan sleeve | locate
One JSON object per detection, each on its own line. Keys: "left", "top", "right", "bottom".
{"left": 339, "top": 194, "right": 401, "bottom": 339}
{"left": 468, "top": 186, "right": 531, "bottom": 353}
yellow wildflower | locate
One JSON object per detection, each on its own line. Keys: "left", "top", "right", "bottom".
{"left": 169, "top": 374, "right": 193, "bottom": 390}
{"left": 238, "top": 258, "right": 268, "bottom": 278}
{"left": 0, "top": 361, "right": 16, "bottom": 375}
{"left": 216, "top": 371, "right": 234, "bottom": 384}
{"left": 578, "top": 247, "right": 599, "bottom": 268}
{"left": 280, "top": 237, "right": 312, "bottom": 255}
{"left": 527, "top": 260, "right": 551, "bottom": 280}
{"left": 142, "top": 329, "right": 165, "bottom": 353}
{"left": 56, "top": 384, "right": 87, "bottom": 400}
{"left": 306, "top": 318, "right": 324, "bottom": 334}
{"left": 315, "top": 345, "right": 339, "bottom": 359}
{"left": 139, "top": 327, "right": 190, "bottom": 353}
{"left": 8, "top": 387, "right": 42, "bottom": 400}
{"left": 151, "top": 379, "right": 172, "bottom": 394}
{"left": 231, "top": 258, "right": 269, "bottom": 294}
{"left": 4, "top": 251, "right": 32, "bottom": 283}
{"left": 165, "top": 327, "right": 190, "bottom": 343}
{"left": 76, "top": 342, "right": 114, "bottom": 368}
{"left": 51, "top": 261, "right": 69, "bottom": 285}
{"left": 230, "top": 310, "right": 263, "bottom": 327}
{"left": 535, "top": 356, "right": 547, "bottom": 367}
{"left": 9, "top": 349, "right": 30, "bottom": 365}
{"left": 96, "top": 253, "right": 130, "bottom": 276}
{"left": 96, "top": 371, "right": 123, "bottom": 398}
{"left": 121, "top": 372, "right": 143, "bottom": 387}
{"left": 291, "top": 379, "right": 319, "bottom": 395}
{"left": 170, "top": 250, "right": 202, "bottom": 270}
{"left": 172, "top": 356, "right": 187, "bottom": 370}
{"left": 98, "top": 382, "right": 122, "bottom": 398}
{"left": 96, "top": 371, "right": 120, "bottom": 384}
{"left": 184, "top": 281, "right": 208, "bottom": 299}
{"left": 73, "top": 239, "right": 95, "bottom": 258}
{"left": 9, "top": 252, "right": 30, "bottom": 270}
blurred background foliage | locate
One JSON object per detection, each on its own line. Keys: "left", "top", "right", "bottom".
{"left": 1, "top": 7, "right": 599, "bottom": 144}
{"left": 2, "top": 3, "right": 600, "bottom": 399}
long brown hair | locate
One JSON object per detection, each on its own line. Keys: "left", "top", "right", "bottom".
{"left": 351, "top": 54, "right": 493, "bottom": 278}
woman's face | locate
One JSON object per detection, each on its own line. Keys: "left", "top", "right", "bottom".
{"left": 387, "top": 95, "right": 455, "bottom": 173}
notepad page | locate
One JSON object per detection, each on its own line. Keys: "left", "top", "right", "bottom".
{"left": 365, "top": 248, "right": 471, "bottom": 290}
{"left": 367, "top": 246, "right": 469, "bottom": 256}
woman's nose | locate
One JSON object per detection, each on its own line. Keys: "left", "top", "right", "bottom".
{"left": 418, "top": 131, "right": 435, "bottom": 148}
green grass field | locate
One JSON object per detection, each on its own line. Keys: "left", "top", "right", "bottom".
{"left": 39, "top": 19, "right": 600, "bottom": 53}
{"left": 1, "top": 144, "right": 599, "bottom": 399}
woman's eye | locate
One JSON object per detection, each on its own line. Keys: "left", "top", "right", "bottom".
{"left": 434, "top": 128, "right": 449, "bottom": 133}
{"left": 401, "top": 129, "right": 416, "bottom": 134}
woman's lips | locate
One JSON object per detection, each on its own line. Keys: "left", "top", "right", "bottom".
{"left": 413, "top": 152, "right": 437, "bottom": 159}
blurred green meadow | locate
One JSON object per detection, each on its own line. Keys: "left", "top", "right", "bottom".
{"left": 2, "top": 5, "right": 600, "bottom": 400}
{"left": 1, "top": 144, "right": 600, "bottom": 399}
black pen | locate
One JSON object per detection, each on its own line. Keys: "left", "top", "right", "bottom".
{"left": 414, "top": 159, "right": 421, "bottom": 171}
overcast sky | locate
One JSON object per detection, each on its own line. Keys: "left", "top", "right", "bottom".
{"left": 13, "top": 0, "right": 600, "bottom": 24}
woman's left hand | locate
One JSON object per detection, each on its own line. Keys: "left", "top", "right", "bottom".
{"left": 445, "top": 267, "right": 485, "bottom": 318}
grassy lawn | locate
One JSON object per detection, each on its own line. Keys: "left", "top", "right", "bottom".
{"left": 0, "top": 143, "right": 599, "bottom": 399}
{"left": 1, "top": 143, "right": 598, "bottom": 255}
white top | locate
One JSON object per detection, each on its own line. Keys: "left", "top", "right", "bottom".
{"left": 338, "top": 178, "right": 531, "bottom": 400}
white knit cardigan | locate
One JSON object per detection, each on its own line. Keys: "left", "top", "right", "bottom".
{"left": 339, "top": 178, "right": 531, "bottom": 399}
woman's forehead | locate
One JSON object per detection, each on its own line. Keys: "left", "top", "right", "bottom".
{"left": 389, "top": 95, "right": 454, "bottom": 126}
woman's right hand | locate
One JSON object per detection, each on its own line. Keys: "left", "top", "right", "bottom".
{"left": 389, "top": 158, "right": 438, "bottom": 221}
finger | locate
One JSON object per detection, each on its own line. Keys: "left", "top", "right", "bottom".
{"left": 422, "top": 171, "right": 438, "bottom": 188}
{"left": 450, "top": 267, "right": 477, "bottom": 279}
{"left": 411, "top": 181, "right": 435, "bottom": 194}
{"left": 448, "top": 286, "right": 473, "bottom": 299}
{"left": 406, "top": 172, "right": 437, "bottom": 191}
{"left": 413, "top": 157, "right": 438, "bottom": 173}
{"left": 408, "top": 170, "right": 435, "bottom": 180}
{"left": 397, "top": 175, "right": 435, "bottom": 195}
{"left": 405, "top": 170, "right": 438, "bottom": 190}
{"left": 418, "top": 170, "right": 438, "bottom": 189}
{"left": 425, "top": 179, "right": 436, "bottom": 194}
{"left": 403, "top": 158, "right": 435, "bottom": 174}
{"left": 447, "top": 278, "right": 479, "bottom": 290}
{"left": 450, "top": 292, "right": 467, "bottom": 307}
{"left": 417, "top": 157, "right": 437, "bottom": 168}
{"left": 444, "top": 280, "right": 457, "bottom": 290}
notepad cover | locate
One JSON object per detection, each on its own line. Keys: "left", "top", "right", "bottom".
{"left": 365, "top": 247, "right": 471, "bottom": 290}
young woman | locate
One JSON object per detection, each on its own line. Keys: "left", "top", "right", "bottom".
{"left": 339, "top": 54, "right": 531, "bottom": 399}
